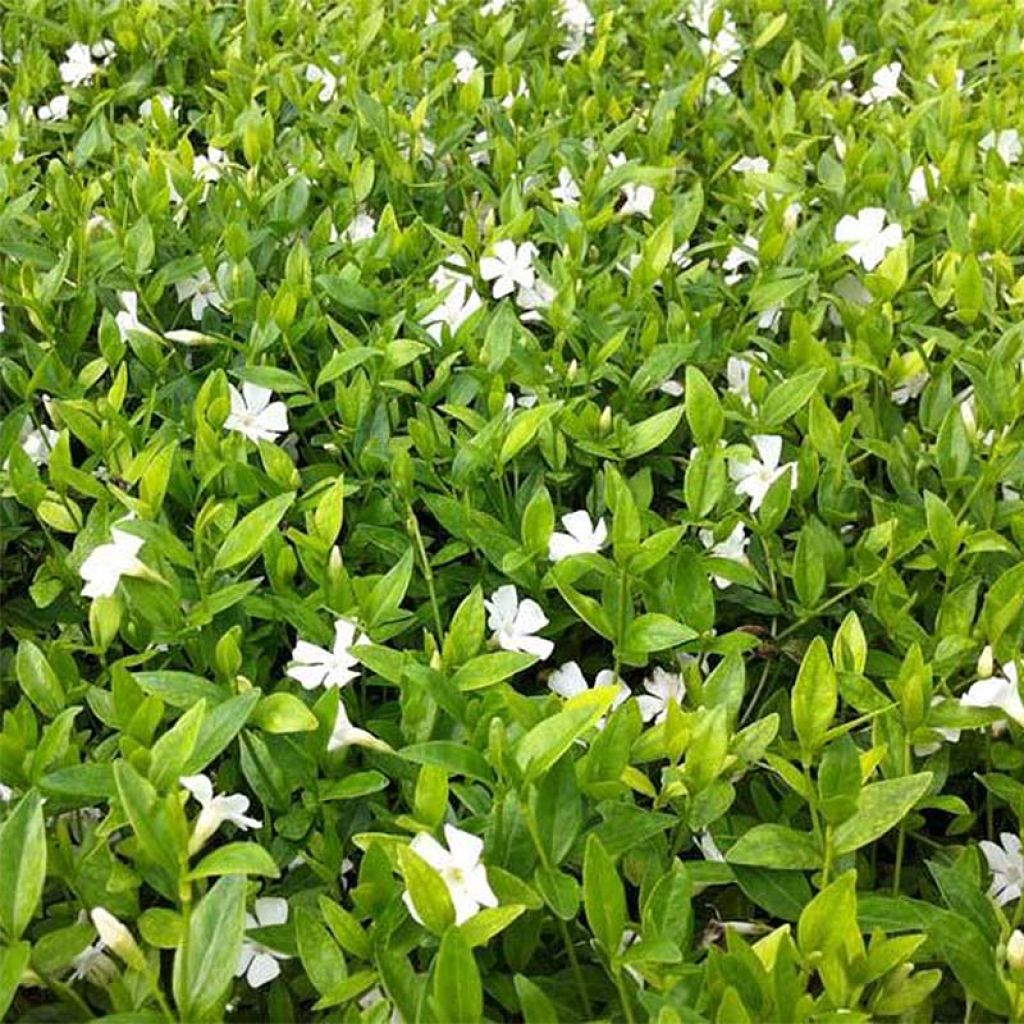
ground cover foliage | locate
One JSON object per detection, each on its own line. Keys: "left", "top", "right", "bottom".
{"left": 1, "top": 0, "right": 1024, "bottom": 1020}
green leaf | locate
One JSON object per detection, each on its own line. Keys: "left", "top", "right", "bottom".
{"left": 0, "top": 941, "right": 30, "bottom": 1019}
{"left": 832, "top": 773, "right": 932, "bottom": 855}
{"left": 150, "top": 701, "right": 206, "bottom": 790}
{"left": 622, "top": 613, "right": 696, "bottom": 654}
{"left": 514, "top": 974, "right": 560, "bottom": 1024}
{"left": 364, "top": 547, "right": 414, "bottom": 626}
{"left": 458, "top": 905, "right": 526, "bottom": 948}
{"left": 760, "top": 368, "right": 826, "bottom": 428}
{"left": 188, "top": 842, "right": 280, "bottom": 880}
{"left": 452, "top": 651, "right": 537, "bottom": 691}
{"left": 583, "top": 834, "right": 626, "bottom": 957}
{"left": 790, "top": 637, "right": 836, "bottom": 758}
{"left": 16, "top": 640, "right": 65, "bottom": 717}
{"left": 433, "top": 927, "right": 482, "bottom": 1023}
{"left": 684, "top": 366, "right": 723, "bottom": 445}
{"left": 725, "top": 824, "right": 822, "bottom": 870}
{"left": 319, "top": 771, "right": 390, "bottom": 801}
{"left": 295, "top": 907, "right": 347, "bottom": 997}
{"left": 500, "top": 403, "right": 561, "bottom": 464}
{"left": 621, "top": 405, "right": 684, "bottom": 459}
{"left": 172, "top": 876, "right": 246, "bottom": 1022}
{"left": 184, "top": 691, "right": 260, "bottom": 775}
{"left": 0, "top": 792, "right": 46, "bottom": 940}
{"left": 251, "top": 692, "right": 319, "bottom": 733}
{"left": 213, "top": 492, "right": 295, "bottom": 571}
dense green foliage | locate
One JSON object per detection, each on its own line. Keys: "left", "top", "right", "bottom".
{"left": 2, "top": 0, "right": 1024, "bottom": 1020}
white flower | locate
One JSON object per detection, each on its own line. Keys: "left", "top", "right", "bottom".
{"left": 548, "top": 661, "right": 629, "bottom": 728}
{"left": 913, "top": 697, "right": 961, "bottom": 757}
{"left": 620, "top": 183, "right": 655, "bottom": 218}
{"left": 859, "top": 61, "right": 901, "bottom": 105}
{"left": 558, "top": 0, "right": 593, "bottom": 59}
{"left": 224, "top": 383, "right": 289, "bottom": 443}
{"left": 834, "top": 134, "right": 848, "bottom": 161}
{"left": 891, "top": 371, "right": 929, "bottom": 406}
{"left": 838, "top": 41, "right": 857, "bottom": 64}
{"left": 980, "top": 833, "right": 1024, "bottom": 906}
{"left": 37, "top": 94, "right": 70, "bottom": 121}
{"left": 696, "top": 830, "right": 725, "bottom": 862}
{"left": 501, "top": 79, "right": 529, "bottom": 108}
{"left": 237, "top": 898, "right": 291, "bottom": 988}
{"left": 80, "top": 521, "right": 147, "bottom": 598}
{"left": 91, "top": 39, "right": 116, "bottom": 63}
{"left": 548, "top": 510, "right": 608, "bottom": 562}
{"left": 659, "top": 379, "right": 684, "bottom": 397}
{"left": 287, "top": 619, "right": 364, "bottom": 690}
{"left": 115, "top": 291, "right": 155, "bottom": 341}
{"left": 193, "top": 146, "right": 228, "bottom": 183}
{"left": 722, "top": 235, "right": 758, "bottom": 284}
{"left": 453, "top": 49, "right": 478, "bottom": 83}
{"left": 961, "top": 658, "right": 1024, "bottom": 729}
{"left": 732, "top": 155, "right": 769, "bottom": 174}
{"left": 729, "top": 434, "right": 797, "bottom": 512}
{"left": 470, "top": 130, "right": 490, "bottom": 167}
{"left": 783, "top": 201, "right": 803, "bottom": 231}
{"left": 503, "top": 387, "right": 538, "bottom": 412}
{"left": 140, "top": 93, "right": 178, "bottom": 120}
{"left": 480, "top": 0, "right": 511, "bottom": 13}
{"left": 327, "top": 700, "right": 389, "bottom": 753}
{"left": 0, "top": 783, "right": 13, "bottom": 802}
{"left": 69, "top": 941, "right": 117, "bottom": 984}
{"left": 699, "top": 522, "right": 750, "bottom": 588}
{"left": 980, "top": 129, "right": 1022, "bottom": 166}
{"left": 175, "top": 269, "right": 226, "bottom": 320}
{"left": 516, "top": 277, "right": 556, "bottom": 322}
{"left": 834, "top": 207, "right": 903, "bottom": 271}
{"left": 480, "top": 240, "right": 537, "bottom": 299}
{"left": 180, "top": 773, "right": 262, "bottom": 853}
{"left": 403, "top": 825, "right": 498, "bottom": 926}
{"left": 305, "top": 63, "right": 337, "bottom": 102}
{"left": 90, "top": 908, "right": 143, "bottom": 969}
{"left": 758, "top": 306, "right": 782, "bottom": 331}
{"left": 637, "top": 666, "right": 685, "bottom": 724}
{"left": 552, "top": 167, "right": 581, "bottom": 206}
{"left": 672, "top": 242, "right": 693, "bottom": 268}
{"left": 422, "top": 256, "right": 484, "bottom": 341}
{"left": 724, "top": 354, "right": 757, "bottom": 405}
{"left": 485, "top": 584, "right": 554, "bottom": 660}
{"left": 342, "top": 209, "right": 376, "bottom": 243}
{"left": 908, "top": 164, "right": 939, "bottom": 206}
{"left": 59, "top": 43, "right": 98, "bottom": 86}
{"left": 13, "top": 417, "right": 59, "bottom": 467}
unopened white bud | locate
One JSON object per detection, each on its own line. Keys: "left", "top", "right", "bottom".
{"left": 91, "top": 907, "right": 146, "bottom": 971}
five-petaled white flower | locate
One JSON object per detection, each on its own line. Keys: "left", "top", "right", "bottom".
{"left": 979, "top": 129, "right": 1022, "bottom": 166}
{"left": 732, "top": 155, "right": 769, "bottom": 174}
{"left": 516, "top": 277, "right": 557, "bottom": 322}
{"left": 305, "top": 63, "right": 338, "bottom": 102}
{"left": 859, "top": 61, "right": 901, "bottom": 105}
{"left": 552, "top": 167, "right": 581, "bottom": 206}
{"left": 480, "top": 240, "right": 538, "bottom": 299}
{"left": 403, "top": 825, "right": 499, "bottom": 926}
{"left": 834, "top": 207, "right": 903, "bottom": 271}
{"left": 729, "top": 434, "right": 797, "bottom": 512}
{"left": 548, "top": 661, "right": 629, "bottom": 728}
{"left": 80, "top": 521, "right": 148, "bottom": 598}
{"left": 722, "top": 235, "right": 759, "bottom": 284}
{"left": 422, "top": 256, "right": 484, "bottom": 342}
{"left": 453, "top": 49, "right": 478, "bottom": 83}
{"left": 224, "top": 382, "right": 289, "bottom": 444}
{"left": 342, "top": 209, "right": 376, "bottom": 243}
{"left": 699, "top": 522, "right": 750, "bottom": 588}
{"left": 237, "top": 898, "right": 291, "bottom": 988}
{"left": 59, "top": 43, "right": 99, "bottom": 87}
{"left": 726, "top": 354, "right": 757, "bottom": 406}
{"left": 548, "top": 510, "right": 608, "bottom": 562}
{"left": 485, "top": 584, "right": 554, "bottom": 660}
{"left": 637, "top": 666, "right": 686, "bottom": 724}
{"left": 288, "top": 618, "right": 365, "bottom": 690}
{"left": 115, "top": 291, "right": 155, "bottom": 342}
{"left": 175, "top": 268, "right": 226, "bottom": 320}
{"left": 980, "top": 833, "right": 1024, "bottom": 906}
{"left": 37, "top": 94, "right": 70, "bottom": 121}
{"left": 908, "top": 164, "right": 939, "bottom": 206}
{"left": 961, "top": 656, "right": 1024, "bottom": 730}
{"left": 620, "top": 182, "right": 655, "bottom": 218}
{"left": 180, "top": 773, "right": 262, "bottom": 853}
{"left": 12, "top": 417, "right": 59, "bottom": 468}
{"left": 193, "top": 146, "right": 228, "bottom": 183}
{"left": 327, "top": 700, "right": 390, "bottom": 753}
{"left": 140, "top": 93, "right": 178, "bottom": 120}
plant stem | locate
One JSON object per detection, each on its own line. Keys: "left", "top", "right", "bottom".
{"left": 407, "top": 506, "right": 444, "bottom": 642}
{"left": 614, "top": 968, "right": 637, "bottom": 1024}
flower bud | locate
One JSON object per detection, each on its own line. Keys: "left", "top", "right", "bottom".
{"left": 598, "top": 405, "right": 613, "bottom": 435}
{"left": 1008, "top": 929, "right": 1024, "bottom": 972}
{"left": 978, "top": 644, "right": 995, "bottom": 679}
{"left": 567, "top": 358, "right": 578, "bottom": 382}
{"left": 91, "top": 907, "right": 146, "bottom": 971}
